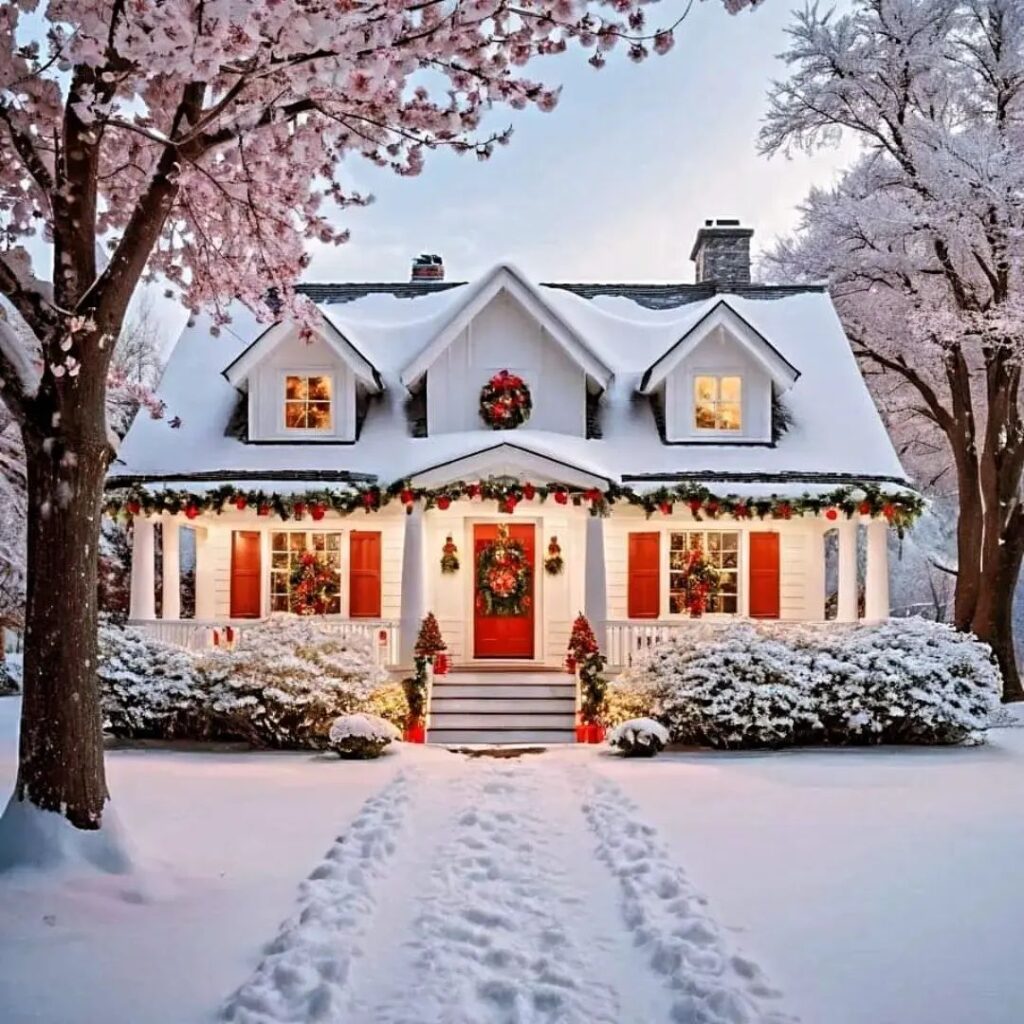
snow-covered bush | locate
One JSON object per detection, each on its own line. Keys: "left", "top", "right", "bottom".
{"left": 601, "top": 677, "right": 655, "bottom": 728}
{"left": 608, "top": 718, "right": 669, "bottom": 757}
{"left": 810, "top": 619, "right": 1000, "bottom": 745}
{"left": 200, "top": 615, "right": 387, "bottom": 748}
{"left": 629, "top": 619, "right": 1000, "bottom": 749}
{"left": 362, "top": 682, "right": 409, "bottom": 732}
{"left": 98, "top": 621, "right": 203, "bottom": 737}
{"left": 328, "top": 713, "right": 399, "bottom": 759}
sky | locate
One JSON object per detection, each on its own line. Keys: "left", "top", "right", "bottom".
{"left": 300, "top": 0, "right": 859, "bottom": 286}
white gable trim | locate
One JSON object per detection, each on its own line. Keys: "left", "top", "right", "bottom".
{"left": 399, "top": 265, "right": 613, "bottom": 392}
{"left": 222, "top": 313, "right": 382, "bottom": 393}
{"left": 638, "top": 301, "right": 800, "bottom": 395}
{"left": 408, "top": 442, "right": 612, "bottom": 491}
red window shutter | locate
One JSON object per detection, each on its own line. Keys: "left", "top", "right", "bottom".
{"left": 748, "top": 532, "right": 780, "bottom": 619}
{"left": 230, "top": 531, "right": 262, "bottom": 618}
{"left": 628, "top": 532, "right": 660, "bottom": 619}
{"left": 350, "top": 531, "right": 382, "bottom": 618}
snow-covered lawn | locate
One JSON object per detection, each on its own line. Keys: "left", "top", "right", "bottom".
{"left": 1, "top": 694, "right": 1023, "bottom": 1023}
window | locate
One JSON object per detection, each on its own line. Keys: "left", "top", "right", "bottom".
{"left": 284, "top": 374, "right": 332, "bottom": 430}
{"left": 694, "top": 375, "right": 741, "bottom": 431}
{"left": 270, "top": 530, "right": 342, "bottom": 613}
{"left": 669, "top": 531, "right": 739, "bottom": 614}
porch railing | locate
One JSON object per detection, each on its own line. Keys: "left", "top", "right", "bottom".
{"left": 606, "top": 620, "right": 703, "bottom": 671}
{"left": 128, "top": 618, "right": 400, "bottom": 668}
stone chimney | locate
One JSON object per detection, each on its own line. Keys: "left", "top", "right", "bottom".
{"left": 690, "top": 219, "right": 753, "bottom": 285}
{"left": 411, "top": 253, "right": 444, "bottom": 282}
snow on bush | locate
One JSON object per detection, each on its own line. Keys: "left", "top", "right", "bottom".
{"left": 608, "top": 718, "right": 669, "bottom": 757}
{"left": 98, "top": 615, "right": 391, "bottom": 749}
{"left": 601, "top": 676, "right": 655, "bottom": 728}
{"left": 328, "top": 713, "right": 400, "bottom": 759}
{"left": 200, "top": 615, "right": 387, "bottom": 748}
{"left": 627, "top": 619, "right": 1001, "bottom": 749}
{"left": 98, "top": 621, "right": 204, "bottom": 737}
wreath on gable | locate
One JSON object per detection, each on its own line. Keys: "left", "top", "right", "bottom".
{"left": 476, "top": 524, "right": 532, "bottom": 616}
{"left": 289, "top": 550, "right": 340, "bottom": 615}
{"left": 480, "top": 369, "right": 532, "bottom": 430}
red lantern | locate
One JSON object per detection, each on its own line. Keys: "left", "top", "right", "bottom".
{"left": 859, "top": 501, "right": 873, "bottom": 516}
{"left": 234, "top": 495, "right": 247, "bottom": 511}
{"left": 523, "top": 482, "right": 536, "bottom": 501}
{"left": 311, "top": 502, "right": 326, "bottom": 521}
{"left": 554, "top": 490, "right": 568, "bottom": 505}
{"left": 437, "top": 495, "right": 451, "bottom": 510}
{"left": 257, "top": 504, "right": 270, "bottom": 517}
{"left": 293, "top": 502, "right": 306, "bottom": 519}
{"left": 185, "top": 504, "right": 200, "bottom": 520}
{"left": 659, "top": 501, "right": 673, "bottom": 516}
{"left": 400, "top": 488, "right": 414, "bottom": 506}
{"left": 825, "top": 507, "right": 839, "bottom": 521}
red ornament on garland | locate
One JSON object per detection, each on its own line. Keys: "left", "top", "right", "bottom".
{"left": 659, "top": 501, "right": 673, "bottom": 516}
{"left": 257, "top": 504, "right": 270, "bottom": 517}
{"left": 734, "top": 503, "right": 749, "bottom": 519}
{"left": 825, "top": 507, "right": 839, "bottom": 521}
{"left": 705, "top": 500, "right": 720, "bottom": 518}
{"left": 361, "top": 491, "right": 377, "bottom": 510}
{"left": 234, "top": 495, "right": 247, "bottom": 511}
{"left": 466, "top": 483, "right": 481, "bottom": 499}
{"left": 126, "top": 500, "right": 141, "bottom": 516}
{"left": 293, "top": 502, "right": 306, "bottom": 520}
{"left": 585, "top": 488, "right": 602, "bottom": 503}
{"left": 400, "top": 488, "right": 414, "bottom": 506}
{"left": 184, "top": 504, "right": 200, "bottom": 520}
{"left": 776, "top": 502, "right": 793, "bottom": 520}
{"left": 523, "top": 482, "right": 536, "bottom": 501}
{"left": 436, "top": 495, "right": 451, "bottom": 511}
{"left": 311, "top": 502, "right": 326, "bottom": 521}
{"left": 554, "top": 490, "right": 568, "bottom": 505}
{"left": 882, "top": 503, "right": 896, "bottom": 522}
{"left": 859, "top": 500, "right": 873, "bottom": 516}
{"left": 688, "top": 498, "right": 702, "bottom": 517}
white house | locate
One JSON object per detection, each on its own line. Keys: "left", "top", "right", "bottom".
{"left": 109, "top": 221, "right": 918, "bottom": 741}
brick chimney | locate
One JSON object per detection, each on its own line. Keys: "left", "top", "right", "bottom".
{"left": 690, "top": 219, "right": 753, "bottom": 285}
{"left": 411, "top": 254, "right": 444, "bottom": 282}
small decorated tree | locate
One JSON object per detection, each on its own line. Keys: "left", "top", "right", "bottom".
{"left": 415, "top": 613, "right": 447, "bottom": 659}
{"left": 567, "top": 613, "right": 608, "bottom": 738}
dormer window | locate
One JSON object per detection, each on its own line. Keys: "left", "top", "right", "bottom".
{"left": 694, "top": 375, "right": 741, "bottom": 431}
{"left": 284, "top": 374, "right": 333, "bottom": 431}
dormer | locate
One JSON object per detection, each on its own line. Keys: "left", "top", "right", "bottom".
{"left": 399, "top": 265, "right": 612, "bottom": 437}
{"left": 638, "top": 301, "right": 799, "bottom": 444}
{"left": 222, "top": 313, "right": 382, "bottom": 443}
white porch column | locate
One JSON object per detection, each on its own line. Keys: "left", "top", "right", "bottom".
{"left": 864, "top": 519, "right": 891, "bottom": 622}
{"left": 399, "top": 504, "right": 427, "bottom": 666}
{"left": 836, "top": 518, "right": 859, "bottom": 622}
{"left": 161, "top": 517, "right": 181, "bottom": 620}
{"left": 194, "top": 527, "right": 216, "bottom": 620}
{"left": 129, "top": 516, "right": 156, "bottom": 620}
{"left": 584, "top": 513, "right": 608, "bottom": 651}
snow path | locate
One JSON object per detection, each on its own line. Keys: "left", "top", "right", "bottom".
{"left": 221, "top": 753, "right": 789, "bottom": 1024}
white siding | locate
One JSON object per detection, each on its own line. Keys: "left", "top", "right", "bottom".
{"left": 425, "top": 289, "right": 587, "bottom": 436}
{"left": 247, "top": 328, "right": 355, "bottom": 441}
{"left": 663, "top": 326, "right": 772, "bottom": 443}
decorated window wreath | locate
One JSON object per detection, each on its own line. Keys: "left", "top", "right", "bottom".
{"left": 480, "top": 369, "right": 532, "bottom": 430}
{"left": 476, "top": 524, "right": 532, "bottom": 616}
{"left": 290, "top": 550, "right": 340, "bottom": 615}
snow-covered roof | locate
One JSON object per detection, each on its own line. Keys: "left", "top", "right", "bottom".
{"left": 110, "top": 267, "right": 910, "bottom": 495}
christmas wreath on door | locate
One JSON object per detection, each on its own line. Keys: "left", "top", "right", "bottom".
{"left": 476, "top": 524, "right": 532, "bottom": 616}
{"left": 480, "top": 369, "right": 532, "bottom": 430}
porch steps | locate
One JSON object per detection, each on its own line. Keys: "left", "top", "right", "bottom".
{"left": 428, "top": 672, "right": 576, "bottom": 746}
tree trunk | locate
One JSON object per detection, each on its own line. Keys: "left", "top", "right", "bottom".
{"left": 8, "top": 403, "right": 110, "bottom": 829}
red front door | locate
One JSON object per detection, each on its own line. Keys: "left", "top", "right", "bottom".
{"left": 474, "top": 523, "right": 535, "bottom": 659}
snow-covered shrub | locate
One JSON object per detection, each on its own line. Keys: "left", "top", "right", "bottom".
{"left": 632, "top": 624, "right": 821, "bottom": 749}
{"left": 602, "top": 677, "right": 655, "bottom": 728}
{"left": 362, "top": 682, "right": 409, "bottom": 732}
{"left": 608, "top": 718, "right": 669, "bottom": 757}
{"left": 200, "top": 615, "right": 387, "bottom": 748}
{"left": 328, "top": 713, "right": 399, "bottom": 759}
{"left": 810, "top": 619, "right": 1000, "bottom": 745}
{"left": 98, "top": 621, "right": 203, "bottom": 737}
{"left": 630, "top": 619, "right": 1000, "bottom": 749}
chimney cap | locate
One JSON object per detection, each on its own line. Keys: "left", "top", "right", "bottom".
{"left": 411, "top": 253, "right": 445, "bottom": 281}
{"left": 689, "top": 219, "right": 753, "bottom": 262}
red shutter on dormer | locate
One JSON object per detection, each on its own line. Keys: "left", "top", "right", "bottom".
{"left": 628, "top": 532, "right": 660, "bottom": 619}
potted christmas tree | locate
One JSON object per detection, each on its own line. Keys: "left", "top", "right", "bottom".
{"left": 415, "top": 611, "right": 449, "bottom": 675}
{"left": 401, "top": 659, "right": 428, "bottom": 743}
{"left": 567, "top": 613, "right": 608, "bottom": 743}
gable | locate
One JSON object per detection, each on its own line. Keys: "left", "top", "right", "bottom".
{"left": 638, "top": 301, "right": 799, "bottom": 395}
{"left": 399, "top": 265, "right": 613, "bottom": 392}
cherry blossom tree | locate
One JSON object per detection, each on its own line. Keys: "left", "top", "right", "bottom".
{"left": 761, "top": 0, "right": 1024, "bottom": 700}
{"left": 0, "top": 1, "right": 760, "bottom": 858}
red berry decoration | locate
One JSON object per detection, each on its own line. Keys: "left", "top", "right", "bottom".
{"left": 234, "top": 495, "right": 247, "bottom": 511}
{"left": 362, "top": 491, "right": 377, "bottom": 509}
{"left": 554, "top": 490, "right": 568, "bottom": 505}
{"left": 437, "top": 495, "right": 451, "bottom": 510}
{"left": 825, "top": 507, "right": 838, "bottom": 521}
{"left": 184, "top": 504, "right": 200, "bottom": 520}
{"left": 523, "top": 482, "right": 536, "bottom": 501}
{"left": 883, "top": 503, "right": 896, "bottom": 522}
{"left": 400, "top": 488, "right": 414, "bottom": 506}
{"left": 859, "top": 501, "right": 873, "bottom": 516}
{"left": 311, "top": 502, "right": 326, "bottom": 521}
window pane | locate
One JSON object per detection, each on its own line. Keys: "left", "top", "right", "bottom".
{"left": 722, "top": 550, "right": 739, "bottom": 569}
{"left": 285, "top": 376, "right": 307, "bottom": 401}
{"left": 327, "top": 534, "right": 341, "bottom": 551}
{"left": 720, "top": 376, "right": 742, "bottom": 403}
{"left": 289, "top": 533, "right": 307, "bottom": 551}
{"left": 312, "top": 533, "right": 326, "bottom": 551}
{"left": 272, "top": 532, "right": 287, "bottom": 551}
{"left": 695, "top": 403, "right": 717, "bottom": 429}
{"left": 722, "top": 533, "right": 739, "bottom": 551}
{"left": 307, "top": 376, "right": 331, "bottom": 402}
{"left": 670, "top": 551, "right": 685, "bottom": 570}
{"left": 669, "top": 593, "right": 686, "bottom": 614}
{"left": 695, "top": 376, "right": 717, "bottom": 403}
{"left": 670, "top": 533, "right": 685, "bottom": 550}
{"left": 271, "top": 552, "right": 289, "bottom": 570}
{"left": 308, "top": 403, "right": 332, "bottom": 429}
{"left": 271, "top": 595, "right": 290, "bottom": 612}
{"left": 670, "top": 572, "right": 685, "bottom": 591}
{"left": 708, "top": 533, "right": 721, "bottom": 555}
{"left": 285, "top": 403, "right": 307, "bottom": 429}
{"left": 717, "top": 402, "right": 742, "bottom": 430}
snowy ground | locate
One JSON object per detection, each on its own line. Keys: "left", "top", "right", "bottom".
{"left": 1, "top": 696, "right": 1023, "bottom": 1024}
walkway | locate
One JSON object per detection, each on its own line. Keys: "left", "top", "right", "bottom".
{"left": 220, "top": 750, "right": 792, "bottom": 1024}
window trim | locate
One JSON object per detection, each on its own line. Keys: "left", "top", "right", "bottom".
{"left": 692, "top": 372, "right": 744, "bottom": 435}
{"left": 280, "top": 369, "right": 336, "bottom": 435}
{"left": 665, "top": 527, "right": 742, "bottom": 619}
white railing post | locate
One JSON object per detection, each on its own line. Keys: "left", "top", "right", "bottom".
{"left": 129, "top": 517, "right": 156, "bottom": 621}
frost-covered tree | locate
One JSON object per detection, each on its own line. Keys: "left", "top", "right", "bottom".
{"left": 761, "top": 0, "right": 1024, "bottom": 699}
{"left": 0, "top": 1, "right": 761, "bottom": 858}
